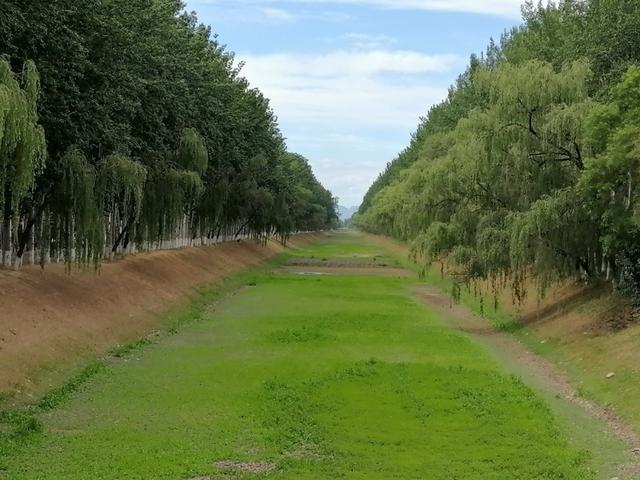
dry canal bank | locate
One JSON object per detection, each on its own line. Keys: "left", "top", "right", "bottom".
{"left": 0, "top": 234, "right": 322, "bottom": 398}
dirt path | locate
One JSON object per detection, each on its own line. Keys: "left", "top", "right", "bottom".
{"left": 415, "top": 284, "right": 640, "bottom": 479}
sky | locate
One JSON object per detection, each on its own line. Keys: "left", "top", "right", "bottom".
{"left": 185, "top": 0, "right": 526, "bottom": 206}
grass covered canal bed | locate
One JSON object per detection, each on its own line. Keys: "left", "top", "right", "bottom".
{"left": 1, "top": 232, "right": 595, "bottom": 479}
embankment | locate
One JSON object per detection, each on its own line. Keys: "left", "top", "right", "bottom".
{"left": 509, "top": 281, "right": 640, "bottom": 435}
{"left": 0, "top": 234, "right": 321, "bottom": 397}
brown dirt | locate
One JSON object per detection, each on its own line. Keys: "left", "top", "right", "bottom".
{"left": 213, "top": 460, "right": 275, "bottom": 473}
{"left": 281, "top": 265, "right": 415, "bottom": 277}
{"left": 286, "top": 258, "right": 396, "bottom": 268}
{"left": 0, "top": 234, "right": 322, "bottom": 398}
{"left": 281, "top": 254, "right": 415, "bottom": 277}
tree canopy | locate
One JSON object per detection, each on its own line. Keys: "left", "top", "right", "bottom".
{"left": 0, "top": 0, "right": 337, "bottom": 268}
{"left": 355, "top": 0, "right": 640, "bottom": 303}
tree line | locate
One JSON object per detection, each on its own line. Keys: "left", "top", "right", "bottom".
{"left": 355, "top": 0, "right": 640, "bottom": 303}
{"left": 0, "top": 0, "right": 337, "bottom": 269}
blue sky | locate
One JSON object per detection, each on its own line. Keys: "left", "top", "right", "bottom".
{"left": 185, "top": 0, "right": 526, "bottom": 206}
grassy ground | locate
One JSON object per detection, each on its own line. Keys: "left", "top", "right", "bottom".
{"left": 381, "top": 230, "right": 640, "bottom": 446}
{"left": 362, "top": 232, "right": 638, "bottom": 477}
{"left": 1, "top": 232, "right": 595, "bottom": 479}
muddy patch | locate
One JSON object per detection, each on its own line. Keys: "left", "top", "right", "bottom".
{"left": 213, "top": 460, "right": 276, "bottom": 474}
{"left": 291, "top": 271, "right": 331, "bottom": 276}
{"left": 286, "top": 257, "right": 394, "bottom": 268}
{"left": 281, "top": 257, "right": 415, "bottom": 278}
{"left": 281, "top": 266, "right": 414, "bottom": 277}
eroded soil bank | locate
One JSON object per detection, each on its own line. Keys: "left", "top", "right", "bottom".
{"left": 0, "top": 234, "right": 321, "bottom": 397}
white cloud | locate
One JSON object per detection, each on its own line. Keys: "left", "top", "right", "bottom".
{"left": 261, "top": 7, "right": 297, "bottom": 22}
{"left": 244, "top": 50, "right": 457, "bottom": 77}
{"left": 310, "top": 156, "right": 391, "bottom": 205}
{"left": 200, "top": 0, "right": 528, "bottom": 19}
{"left": 237, "top": 49, "right": 460, "bottom": 204}
{"left": 239, "top": 49, "right": 457, "bottom": 128}
{"left": 187, "top": 1, "right": 528, "bottom": 205}
{"left": 192, "top": 1, "right": 352, "bottom": 23}
{"left": 290, "top": 0, "right": 526, "bottom": 18}
{"left": 343, "top": 32, "right": 398, "bottom": 50}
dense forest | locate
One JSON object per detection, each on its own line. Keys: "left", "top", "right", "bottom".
{"left": 355, "top": 0, "right": 640, "bottom": 303}
{"left": 0, "top": 0, "right": 337, "bottom": 269}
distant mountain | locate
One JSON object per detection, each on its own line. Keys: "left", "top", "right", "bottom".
{"left": 337, "top": 205, "right": 359, "bottom": 222}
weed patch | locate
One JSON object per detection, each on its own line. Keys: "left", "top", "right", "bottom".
{"left": 268, "top": 326, "right": 332, "bottom": 344}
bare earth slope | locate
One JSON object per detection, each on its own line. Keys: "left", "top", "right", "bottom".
{"left": 0, "top": 234, "right": 320, "bottom": 396}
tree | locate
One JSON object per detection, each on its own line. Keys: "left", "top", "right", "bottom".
{"left": 0, "top": 1, "right": 338, "bottom": 269}
{"left": 0, "top": 59, "right": 46, "bottom": 267}
{"left": 357, "top": 0, "right": 640, "bottom": 303}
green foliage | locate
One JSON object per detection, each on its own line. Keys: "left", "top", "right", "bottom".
{"left": 0, "top": 360, "right": 105, "bottom": 466}
{"left": 101, "top": 154, "right": 147, "bottom": 221}
{"left": 177, "top": 128, "right": 208, "bottom": 175}
{"left": 357, "top": 1, "right": 640, "bottom": 302}
{"left": 36, "top": 362, "right": 105, "bottom": 411}
{"left": 109, "top": 338, "right": 152, "bottom": 358}
{"left": 580, "top": 65, "right": 640, "bottom": 296}
{"left": 0, "top": 58, "right": 45, "bottom": 218}
{"left": 56, "top": 148, "right": 103, "bottom": 266}
{"left": 0, "top": 1, "right": 337, "bottom": 266}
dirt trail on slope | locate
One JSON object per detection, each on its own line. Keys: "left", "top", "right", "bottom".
{"left": 0, "top": 234, "right": 321, "bottom": 398}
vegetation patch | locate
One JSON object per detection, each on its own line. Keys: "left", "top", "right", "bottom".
{"left": 268, "top": 326, "right": 333, "bottom": 344}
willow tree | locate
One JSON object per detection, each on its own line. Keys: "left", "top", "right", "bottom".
{"left": 0, "top": 1, "right": 339, "bottom": 269}
{"left": 99, "top": 154, "right": 147, "bottom": 255}
{"left": 356, "top": 0, "right": 640, "bottom": 303}
{"left": 193, "top": 175, "right": 229, "bottom": 243}
{"left": 175, "top": 128, "right": 207, "bottom": 243}
{"left": 358, "top": 60, "right": 597, "bottom": 300}
{"left": 139, "top": 168, "right": 203, "bottom": 246}
{"left": 468, "top": 60, "right": 595, "bottom": 290}
{"left": 177, "top": 128, "right": 208, "bottom": 175}
{"left": 137, "top": 129, "right": 208, "bottom": 247}
{"left": 0, "top": 59, "right": 46, "bottom": 267}
{"left": 50, "top": 148, "right": 103, "bottom": 267}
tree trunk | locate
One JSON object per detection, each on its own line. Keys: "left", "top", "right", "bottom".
{"left": 2, "top": 217, "right": 12, "bottom": 268}
{"left": 112, "top": 224, "right": 129, "bottom": 253}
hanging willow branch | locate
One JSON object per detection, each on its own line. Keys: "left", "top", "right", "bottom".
{"left": 99, "top": 154, "right": 147, "bottom": 253}
{"left": 0, "top": 59, "right": 46, "bottom": 219}
{"left": 139, "top": 166, "right": 204, "bottom": 243}
{"left": 177, "top": 128, "right": 208, "bottom": 175}
{"left": 56, "top": 148, "right": 103, "bottom": 268}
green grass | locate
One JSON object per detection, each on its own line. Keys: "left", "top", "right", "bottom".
{"left": 288, "top": 233, "right": 399, "bottom": 265}
{"left": 0, "top": 233, "right": 595, "bottom": 479}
